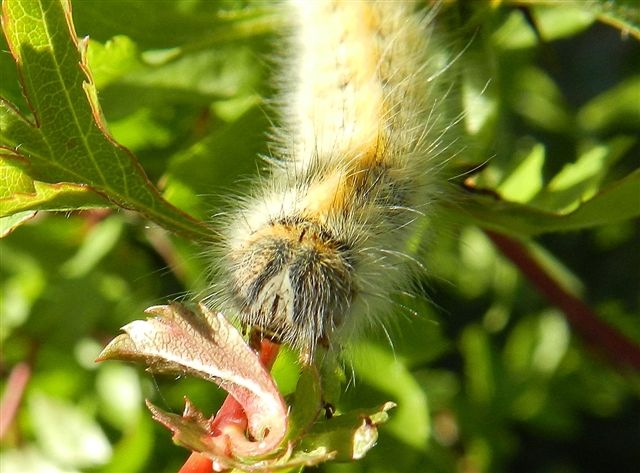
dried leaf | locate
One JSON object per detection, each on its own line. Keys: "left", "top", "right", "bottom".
{"left": 98, "top": 302, "right": 287, "bottom": 460}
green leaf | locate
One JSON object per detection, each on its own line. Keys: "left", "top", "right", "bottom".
{"left": 299, "top": 402, "right": 395, "bottom": 462}
{"left": 505, "top": 0, "right": 640, "bottom": 40}
{"left": 531, "top": 4, "right": 596, "bottom": 40}
{"left": 578, "top": 77, "right": 640, "bottom": 133}
{"left": 348, "top": 342, "right": 429, "bottom": 451}
{"left": 29, "top": 392, "right": 112, "bottom": 469}
{"left": 286, "top": 366, "right": 323, "bottom": 443}
{"left": 497, "top": 143, "right": 545, "bottom": 203}
{"left": 591, "top": 0, "right": 640, "bottom": 40}
{"left": 84, "top": 36, "right": 142, "bottom": 89}
{"left": 71, "top": 0, "right": 281, "bottom": 52}
{"left": 0, "top": 210, "right": 36, "bottom": 237}
{"left": 0, "top": 0, "right": 213, "bottom": 241}
{"left": 456, "top": 168, "right": 640, "bottom": 236}
{"left": 532, "top": 138, "right": 633, "bottom": 213}
{"left": 460, "top": 325, "right": 495, "bottom": 404}
{"left": 1, "top": 155, "right": 109, "bottom": 216}
{"left": 1, "top": 178, "right": 108, "bottom": 215}
{"left": 509, "top": 66, "right": 572, "bottom": 133}
{"left": 163, "top": 105, "right": 268, "bottom": 218}
{"left": 60, "top": 216, "right": 124, "bottom": 278}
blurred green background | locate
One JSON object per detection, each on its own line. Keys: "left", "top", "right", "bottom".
{"left": 1, "top": 1, "right": 639, "bottom": 472}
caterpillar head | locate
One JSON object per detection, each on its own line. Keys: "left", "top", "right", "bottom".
{"left": 224, "top": 217, "right": 356, "bottom": 358}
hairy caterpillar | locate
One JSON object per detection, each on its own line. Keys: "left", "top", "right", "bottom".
{"left": 208, "top": 0, "right": 458, "bottom": 360}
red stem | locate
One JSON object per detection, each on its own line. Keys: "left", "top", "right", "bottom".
{"left": 0, "top": 362, "right": 31, "bottom": 439}
{"left": 178, "top": 452, "right": 215, "bottom": 473}
{"left": 486, "top": 230, "right": 640, "bottom": 371}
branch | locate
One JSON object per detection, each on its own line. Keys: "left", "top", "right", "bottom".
{"left": 0, "top": 362, "right": 31, "bottom": 439}
{"left": 486, "top": 230, "right": 640, "bottom": 371}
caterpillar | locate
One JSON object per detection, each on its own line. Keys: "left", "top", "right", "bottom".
{"left": 208, "top": 0, "right": 458, "bottom": 360}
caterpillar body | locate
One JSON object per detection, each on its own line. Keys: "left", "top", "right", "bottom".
{"left": 210, "top": 0, "right": 457, "bottom": 359}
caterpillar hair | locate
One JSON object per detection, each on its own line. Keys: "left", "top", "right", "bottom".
{"left": 207, "top": 0, "right": 459, "bottom": 360}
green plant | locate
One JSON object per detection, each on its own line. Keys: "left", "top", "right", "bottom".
{"left": 1, "top": 1, "right": 639, "bottom": 472}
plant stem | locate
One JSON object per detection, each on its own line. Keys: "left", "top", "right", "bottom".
{"left": 487, "top": 230, "right": 640, "bottom": 371}
{"left": 0, "top": 362, "right": 31, "bottom": 440}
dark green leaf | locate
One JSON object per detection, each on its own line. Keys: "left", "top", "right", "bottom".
{"left": 456, "top": 168, "right": 640, "bottom": 236}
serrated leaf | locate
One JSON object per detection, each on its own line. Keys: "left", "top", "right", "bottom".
{"left": 99, "top": 302, "right": 397, "bottom": 470}
{"left": 1, "top": 179, "right": 108, "bottom": 215}
{"left": 1, "top": 155, "right": 109, "bottom": 215}
{"left": 97, "top": 302, "right": 288, "bottom": 461}
{"left": 0, "top": 0, "right": 212, "bottom": 241}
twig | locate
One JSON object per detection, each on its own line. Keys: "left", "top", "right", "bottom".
{"left": 0, "top": 362, "right": 31, "bottom": 439}
{"left": 486, "top": 230, "right": 640, "bottom": 371}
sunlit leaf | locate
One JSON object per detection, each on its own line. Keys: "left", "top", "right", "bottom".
{"left": 497, "top": 143, "right": 545, "bottom": 203}
{"left": 578, "top": 77, "right": 640, "bottom": 133}
{"left": 0, "top": 210, "right": 36, "bottom": 237}
{"left": 348, "top": 342, "right": 429, "bottom": 451}
{"left": 0, "top": 0, "right": 212, "bottom": 241}
{"left": 298, "top": 402, "right": 395, "bottom": 462}
{"left": 1, "top": 155, "right": 109, "bottom": 217}
{"left": 29, "top": 392, "right": 112, "bottom": 469}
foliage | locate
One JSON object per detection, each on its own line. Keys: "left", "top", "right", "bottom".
{"left": 1, "top": 1, "right": 639, "bottom": 472}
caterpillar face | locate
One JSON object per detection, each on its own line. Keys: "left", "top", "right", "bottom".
{"left": 227, "top": 217, "right": 356, "bottom": 354}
